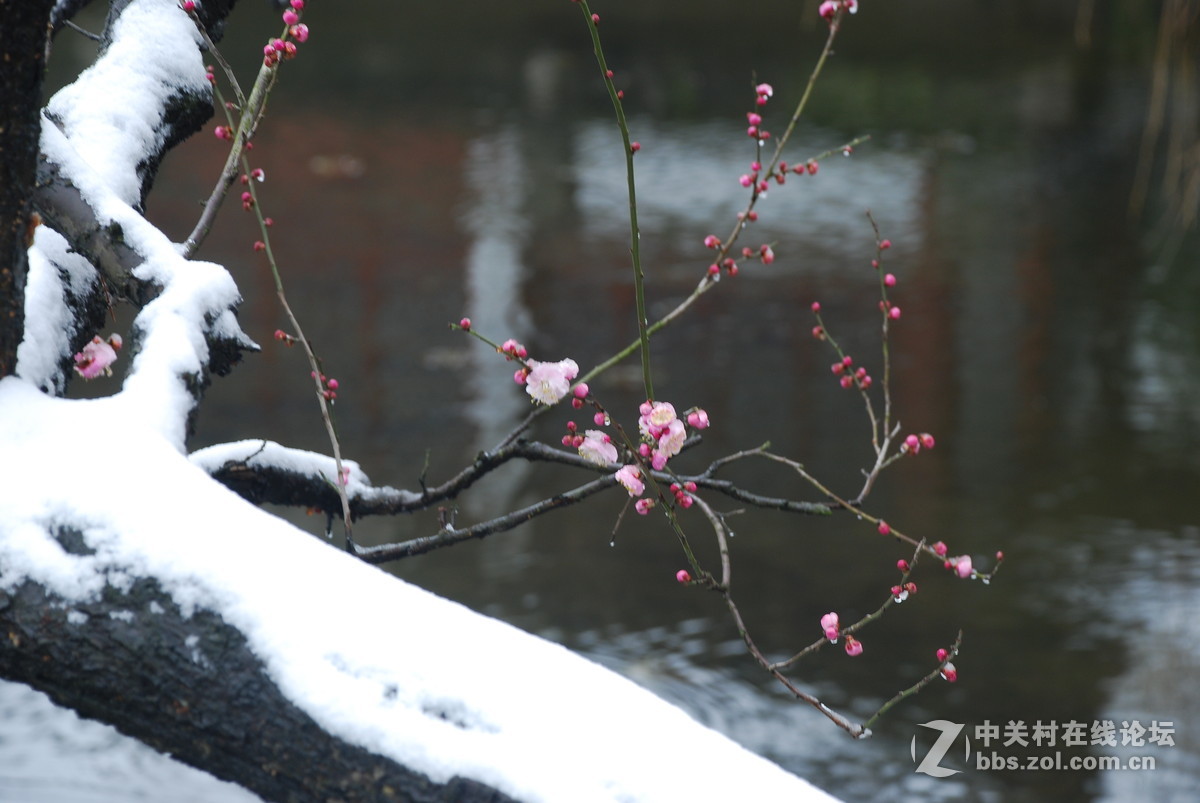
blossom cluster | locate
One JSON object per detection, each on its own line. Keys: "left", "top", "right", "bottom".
{"left": 609, "top": 401, "right": 710, "bottom": 515}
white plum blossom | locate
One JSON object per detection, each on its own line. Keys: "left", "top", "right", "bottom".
{"left": 578, "top": 430, "right": 618, "bottom": 466}
{"left": 524, "top": 358, "right": 579, "bottom": 405}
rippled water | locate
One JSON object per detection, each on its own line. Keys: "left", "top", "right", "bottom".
{"left": 10, "top": 2, "right": 1200, "bottom": 801}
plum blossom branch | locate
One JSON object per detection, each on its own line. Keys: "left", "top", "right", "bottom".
{"left": 861, "top": 631, "right": 964, "bottom": 731}
{"left": 687, "top": 493, "right": 869, "bottom": 738}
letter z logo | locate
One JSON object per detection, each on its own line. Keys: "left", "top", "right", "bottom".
{"left": 911, "top": 720, "right": 969, "bottom": 777}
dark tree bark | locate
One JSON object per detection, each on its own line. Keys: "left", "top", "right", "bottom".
{"left": 0, "top": 0, "right": 56, "bottom": 378}
{"left": 0, "top": 526, "right": 518, "bottom": 803}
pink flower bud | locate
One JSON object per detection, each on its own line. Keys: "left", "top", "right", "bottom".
{"left": 282, "top": 9, "right": 299, "bottom": 25}
{"left": 896, "top": 559, "right": 909, "bottom": 572}
{"left": 458, "top": 317, "right": 471, "bottom": 330}
{"left": 676, "top": 569, "right": 691, "bottom": 583}
{"left": 880, "top": 239, "right": 892, "bottom": 250}
{"left": 630, "top": 142, "right": 641, "bottom": 153}
{"left": 811, "top": 301, "right": 821, "bottom": 313}
{"left": 844, "top": 636, "right": 863, "bottom": 657}
{"left": 593, "top": 412, "right": 607, "bottom": 427}
{"left": 936, "top": 648, "right": 949, "bottom": 662}
{"left": 932, "top": 541, "right": 948, "bottom": 556}
{"left": 940, "top": 662, "right": 958, "bottom": 682}
{"left": 919, "top": 432, "right": 935, "bottom": 449}
{"left": 889, "top": 306, "right": 902, "bottom": 320}
{"left": 572, "top": 382, "right": 589, "bottom": 399}
{"left": 884, "top": 273, "right": 896, "bottom": 287}
{"left": 739, "top": 174, "right": 753, "bottom": 188}
{"left": 905, "top": 434, "right": 920, "bottom": 452}
{"left": 634, "top": 498, "right": 654, "bottom": 515}
{"left": 290, "top": 23, "right": 309, "bottom": 42}
{"left": 955, "top": 556, "right": 974, "bottom": 578}
{"left": 878, "top": 520, "right": 890, "bottom": 536}
{"left": 703, "top": 235, "right": 720, "bottom": 249}
{"left": 686, "top": 409, "right": 709, "bottom": 430}
{"left": 746, "top": 112, "right": 762, "bottom": 126}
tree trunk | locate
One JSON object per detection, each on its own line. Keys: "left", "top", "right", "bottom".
{"left": 0, "top": 0, "right": 55, "bottom": 377}
{"left": 0, "top": 527, "right": 517, "bottom": 803}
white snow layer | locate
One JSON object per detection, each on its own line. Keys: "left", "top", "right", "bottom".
{"left": 0, "top": 378, "right": 839, "bottom": 803}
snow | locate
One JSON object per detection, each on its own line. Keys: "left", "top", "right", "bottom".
{"left": 0, "top": 377, "right": 839, "bottom": 802}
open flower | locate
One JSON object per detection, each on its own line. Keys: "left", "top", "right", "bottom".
{"left": 578, "top": 430, "right": 618, "bottom": 466}
{"left": 73, "top": 335, "right": 120, "bottom": 379}
{"left": 524, "top": 358, "right": 579, "bottom": 405}
{"left": 614, "top": 465, "right": 645, "bottom": 497}
{"left": 654, "top": 418, "right": 687, "bottom": 463}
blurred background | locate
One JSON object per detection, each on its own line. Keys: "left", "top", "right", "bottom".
{"left": 5, "top": 1, "right": 1198, "bottom": 801}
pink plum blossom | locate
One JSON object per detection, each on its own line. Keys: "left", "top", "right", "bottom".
{"left": 686, "top": 409, "right": 710, "bottom": 430}
{"left": 655, "top": 418, "right": 687, "bottom": 461}
{"left": 954, "top": 555, "right": 974, "bottom": 579}
{"left": 820, "top": 612, "right": 839, "bottom": 641}
{"left": 844, "top": 636, "right": 864, "bottom": 657}
{"left": 73, "top": 335, "right": 119, "bottom": 379}
{"left": 638, "top": 401, "right": 677, "bottom": 439}
{"left": 614, "top": 465, "right": 644, "bottom": 497}
{"left": 634, "top": 498, "right": 655, "bottom": 515}
{"left": 578, "top": 430, "right": 618, "bottom": 466}
{"left": 524, "top": 358, "right": 579, "bottom": 405}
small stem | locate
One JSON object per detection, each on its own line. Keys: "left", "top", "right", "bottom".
{"left": 182, "top": 57, "right": 278, "bottom": 258}
{"left": 576, "top": 2, "right": 653, "bottom": 400}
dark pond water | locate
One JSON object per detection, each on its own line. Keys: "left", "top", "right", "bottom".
{"left": 10, "top": 2, "right": 1200, "bottom": 801}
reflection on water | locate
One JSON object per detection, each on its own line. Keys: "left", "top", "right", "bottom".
{"left": 11, "top": 2, "right": 1200, "bottom": 801}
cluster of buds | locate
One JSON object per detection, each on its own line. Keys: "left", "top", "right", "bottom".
{"left": 890, "top": 580, "right": 918, "bottom": 603}
{"left": 900, "top": 432, "right": 936, "bottom": 454}
{"left": 937, "top": 648, "right": 958, "bottom": 682}
{"left": 818, "top": 0, "right": 859, "bottom": 22}
{"left": 831, "top": 354, "right": 873, "bottom": 390}
{"left": 821, "top": 612, "right": 864, "bottom": 656}
{"left": 668, "top": 481, "right": 698, "bottom": 509}
{"left": 311, "top": 371, "right": 339, "bottom": 401}
{"left": 73, "top": 333, "right": 123, "bottom": 380}
{"left": 263, "top": 0, "right": 310, "bottom": 67}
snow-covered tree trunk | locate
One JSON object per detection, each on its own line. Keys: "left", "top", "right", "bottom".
{"left": 0, "top": 565, "right": 515, "bottom": 803}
